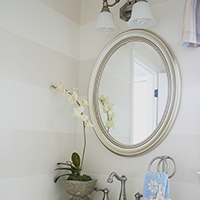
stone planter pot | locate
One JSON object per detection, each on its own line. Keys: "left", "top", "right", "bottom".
{"left": 63, "top": 179, "right": 97, "bottom": 200}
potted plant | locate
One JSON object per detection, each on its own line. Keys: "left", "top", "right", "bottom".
{"left": 51, "top": 83, "right": 97, "bottom": 200}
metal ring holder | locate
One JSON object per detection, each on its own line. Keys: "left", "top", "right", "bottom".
{"left": 148, "top": 155, "right": 177, "bottom": 179}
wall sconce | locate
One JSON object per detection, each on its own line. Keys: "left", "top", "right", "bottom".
{"left": 93, "top": 0, "right": 156, "bottom": 35}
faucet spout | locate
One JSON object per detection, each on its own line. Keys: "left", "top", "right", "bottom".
{"left": 107, "top": 172, "right": 127, "bottom": 200}
{"left": 107, "top": 172, "right": 122, "bottom": 182}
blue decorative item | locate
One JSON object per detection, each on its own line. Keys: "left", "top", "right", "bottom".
{"left": 143, "top": 171, "right": 169, "bottom": 199}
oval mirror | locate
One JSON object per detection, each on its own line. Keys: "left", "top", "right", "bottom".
{"left": 88, "top": 29, "right": 181, "bottom": 156}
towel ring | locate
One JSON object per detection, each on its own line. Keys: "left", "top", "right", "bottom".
{"left": 148, "top": 155, "right": 177, "bottom": 179}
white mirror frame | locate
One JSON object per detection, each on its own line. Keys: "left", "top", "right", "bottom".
{"left": 88, "top": 29, "right": 181, "bottom": 156}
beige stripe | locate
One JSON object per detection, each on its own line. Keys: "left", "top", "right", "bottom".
{"left": 39, "top": 0, "right": 81, "bottom": 25}
{"left": 0, "top": 27, "right": 79, "bottom": 88}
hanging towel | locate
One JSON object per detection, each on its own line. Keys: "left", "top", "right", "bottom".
{"left": 182, "top": 0, "right": 200, "bottom": 47}
{"left": 143, "top": 171, "right": 169, "bottom": 199}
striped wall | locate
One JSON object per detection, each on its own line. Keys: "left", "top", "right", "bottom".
{"left": 0, "top": 0, "right": 200, "bottom": 200}
{"left": 0, "top": 0, "right": 80, "bottom": 199}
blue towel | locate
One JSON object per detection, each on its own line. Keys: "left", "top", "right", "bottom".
{"left": 143, "top": 171, "right": 169, "bottom": 199}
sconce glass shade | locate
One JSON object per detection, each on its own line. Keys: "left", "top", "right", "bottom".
{"left": 128, "top": 1, "right": 156, "bottom": 28}
{"left": 93, "top": 11, "right": 118, "bottom": 35}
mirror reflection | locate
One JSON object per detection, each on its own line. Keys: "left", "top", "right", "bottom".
{"left": 99, "top": 41, "right": 167, "bottom": 145}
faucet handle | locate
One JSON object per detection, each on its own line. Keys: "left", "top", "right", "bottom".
{"left": 135, "top": 192, "right": 143, "bottom": 200}
{"left": 95, "top": 187, "right": 110, "bottom": 200}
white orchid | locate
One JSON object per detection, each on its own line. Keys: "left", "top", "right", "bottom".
{"left": 67, "top": 87, "right": 78, "bottom": 93}
{"left": 106, "top": 120, "right": 115, "bottom": 130}
{"left": 68, "top": 91, "right": 78, "bottom": 104}
{"left": 79, "top": 99, "right": 88, "bottom": 106}
{"left": 107, "top": 101, "right": 114, "bottom": 111}
{"left": 57, "top": 82, "right": 66, "bottom": 95}
{"left": 81, "top": 114, "right": 94, "bottom": 127}
{"left": 71, "top": 106, "right": 84, "bottom": 119}
{"left": 99, "top": 95, "right": 114, "bottom": 113}
{"left": 99, "top": 95, "right": 109, "bottom": 104}
{"left": 102, "top": 102, "right": 114, "bottom": 113}
{"left": 105, "top": 112, "right": 115, "bottom": 130}
{"left": 109, "top": 112, "right": 115, "bottom": 122}
{"left": 85, "top": 119, "right": 94, "bottom": 127}
{"left": 99, "top": 95, "right": 115, "bottom": 132}
{"left": 51, "top": 82, "right": 93, "bottom": 176}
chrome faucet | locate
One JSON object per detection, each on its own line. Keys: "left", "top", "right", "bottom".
{"left": 107, "top": 172, "right": 127, "bottom": 200}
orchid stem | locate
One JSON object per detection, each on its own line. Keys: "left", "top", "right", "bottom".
{"left": 80, "top": 121, "right": 86, "bottom": 171}
{"left": 106, "top": 111, "right": 110, "bottom": 133}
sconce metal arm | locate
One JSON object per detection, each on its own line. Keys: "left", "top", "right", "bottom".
{"left": 105, "top": 0, "right": 144, "bottom": 8}
{"left": 101, "top": 0, "right": 120, "bottom": 12}
{"left": 104, "top": 0, "right": 121, "bottom": 7}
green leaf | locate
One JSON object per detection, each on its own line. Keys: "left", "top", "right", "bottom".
{"left": 71, "top": 166, "right": 78, "bottom": 174}
{"left": 57, "top": 162, "right": 71, "bottom": 166}
{"left": 54, "top": 168, "right": 72, "bottom": 171}
{"left": 54, "top": 174, "right": 71, "bottom": 183}
{"left": 71, "top": 152, "right": 80, "bottom": 168}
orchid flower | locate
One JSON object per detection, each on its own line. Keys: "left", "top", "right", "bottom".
{"left": 99, "top": 95, "right": 109, "bottom": 104}
{"left": 68, "top": 91, "right": 78, "bottom": 104}
{"left": 67, "top": 87, "right": 78, "bottom": 93}
{"left": 109, "top": 112, "right": 115, "bottom": 123}
{"left": 106, "top": 120, "right": 115, "bottom": 130}
{"left": 71, "top": 106, "right": 84, "bottom": 119}
{"left": 107, "top": 101, "right": 114, "bottom": 111}
{"left": 81, "top": 114, "right": 94, "bottom": 127}
{"left": 99, "top": 95, "right": 115, "bottom": 132}
{"left": 105, "top": 112, "right": 115, "bottom": 130}
{"left": 85, "top": 119, "right": 94, "bottom": 127}
{"left": 79, "top": 99, "right": 88, "bottom": 106}
{"left": 57, "top": 82, "right": 66, "bottom": 95}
